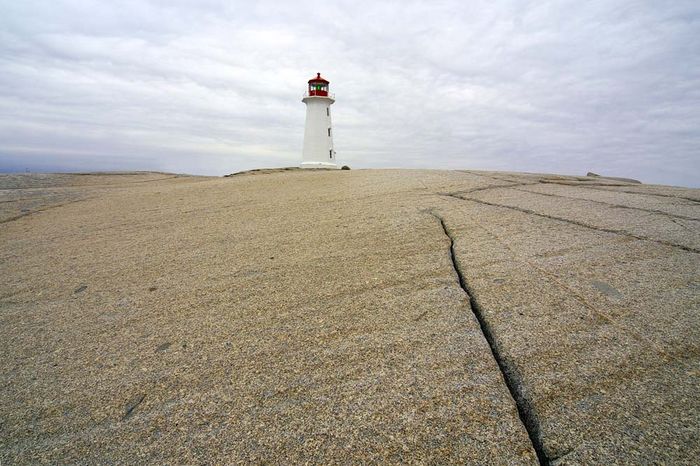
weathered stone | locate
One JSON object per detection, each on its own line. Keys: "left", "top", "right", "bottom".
{"left": 155, "top": 342, "right": 171, "bottom": 352}
{"left": 0, "top": 170, "right": 697, "bottom": 464}
{"left": 122, "top": 393, "right": 145, "bottom": 420}
{"left": 590, "top": 280, "right": 623, "bottom": 299}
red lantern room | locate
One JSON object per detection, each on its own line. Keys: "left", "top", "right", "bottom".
{"left": 307, "top": 72, "right": 329, "bottom": 96}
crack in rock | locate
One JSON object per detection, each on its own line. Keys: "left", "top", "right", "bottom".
{"left": 510, "top": 186, "right": 699, "bottom": 222}
{"left": 122, "top": 393, "right": 146, "bottom": 420}
{"left": 441, "top": 193, "right": 699, "bottom": 254}
{"left": 431, "top": 212, "right": 549, "bottom": 465}
{"left": 575, "top": 185, "right": 700, "bottom": 204}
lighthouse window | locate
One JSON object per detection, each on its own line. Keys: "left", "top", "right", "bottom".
{"left": 326, "top": 108, "right": 329, "bottom": 116}
{"left": 329, "top": 150, "right": 333, "bottom": 158}
{"left": 328, "top": 128, "right": 331, "bottom": 137}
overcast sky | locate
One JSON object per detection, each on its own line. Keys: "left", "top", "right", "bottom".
{"left": 1, "top": 0, "right": 698, "bottom": 186}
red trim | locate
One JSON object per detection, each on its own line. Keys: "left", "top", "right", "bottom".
{"left": 308, "top": 72, "right": 329, "bottom": 83}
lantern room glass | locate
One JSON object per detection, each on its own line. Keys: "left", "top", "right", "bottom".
{"left": 308, "top": 82, "right": 328, "bottom": 96}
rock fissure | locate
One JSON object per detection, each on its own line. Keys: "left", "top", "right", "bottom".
{"left": 441, "top": 193, "right": 699, "bottom": 254}
{"left": 582, "top": 186, "right": 700, "bottom": 204}
{"left": 0, "top": 198, "right": 89, "bottom": 225}
{"left": 670, "top": 217, "right": 695, "bottom": 232}
{"left": 444, "top": 181, "right": 540, "bottom": 196}
{"left": 431, "top": 212, "right": 549, "bottom": 465}
{"left": 538, "top": 180, "right": 633, "bottom": 187}
{"left": 510, "top": 186, "right": 699, "bottom": 222}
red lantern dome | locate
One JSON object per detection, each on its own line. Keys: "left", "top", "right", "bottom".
{"left": 307, "top": 72, "right": 329, "bottom": 96}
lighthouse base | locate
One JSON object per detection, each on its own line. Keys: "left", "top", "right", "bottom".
{"left": 300, "top": 162, "right": 338, "bottom": 169}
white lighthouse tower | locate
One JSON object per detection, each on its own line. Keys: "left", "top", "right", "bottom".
{"left": 301, "top": 72, "right": 337, "bottom": 168}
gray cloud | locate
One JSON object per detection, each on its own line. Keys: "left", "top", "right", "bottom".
{"left": 1, "top": 0, "right": 699, "bottom": 186}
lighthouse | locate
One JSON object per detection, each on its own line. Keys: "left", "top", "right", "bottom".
{"left": 301, "top": 73, "right": 337, "bottom": 168}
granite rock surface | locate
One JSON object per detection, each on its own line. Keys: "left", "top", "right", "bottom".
{"left": 1, "top": 169, "right": 698, "bottom": 464}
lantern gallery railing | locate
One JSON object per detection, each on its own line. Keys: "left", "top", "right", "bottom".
{"left": 303, "top": 91, "right": 335, "bottom": 98}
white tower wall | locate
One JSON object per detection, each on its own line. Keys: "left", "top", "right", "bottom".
{"left": 302, "top": 96, "right": 336, "bottom": 168}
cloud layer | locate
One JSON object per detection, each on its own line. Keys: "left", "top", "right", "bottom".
{"left": 1, "top": 0, "right": 699, "bottom": 186}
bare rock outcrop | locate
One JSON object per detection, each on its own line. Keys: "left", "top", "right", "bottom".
{"left": 1, "top": 169, "right": 698, "bottom": 464}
